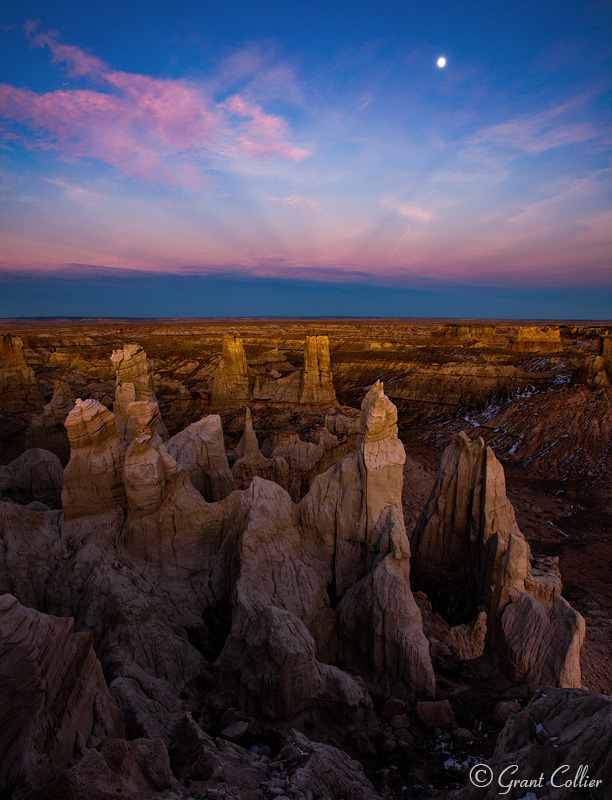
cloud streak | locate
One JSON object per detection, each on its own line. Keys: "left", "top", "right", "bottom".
{"left": 0, "top": 28, "right": 310, "bottom": 185}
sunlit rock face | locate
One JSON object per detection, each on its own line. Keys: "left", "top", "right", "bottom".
{"left": 438, "top": 323, "right": 496, "bottom": 340}
{"left": 111, "top": 344, "right": 167, "bottom": 442}
{"left": 0, "top": 334, "right": 44, "bottom": 413}
{"left": 210, "top": 333, "right": 250, "bottom": 407}
{"left": 62, "top": 398, "right": 127, "bottom": 520}
{"left": 508, "top": 325, "right": 562, "bottom": 352}
{"left": 299, "top": 334, "right": 337, "bottom": 406}
{"left": 411, "top": 431, "right": 584, "bottom": 690}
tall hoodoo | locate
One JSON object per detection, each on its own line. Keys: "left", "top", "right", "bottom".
{"left": 300, "top": 381, "right": 435, "bottom": 697}
{"left": 411, "top": 431, "right": 585, "bottom": 689}
{"left": 62, "top": 398, "right": 127, "bottom": 520}
{"left": 357, "top": 379, "right": 406, "bottom": 533}
{"left": 211, "top": 333, "right": 250, "bottom": 407}
{"left": 0, "top": 334, "right": 44, "bottom": 412}
{"left": 299, "top": 334, "right": 337, "bottom": 406}
{"left": 411, "top": 431, "right": 521, "bottom": 622}
{"left": 110, "top": 344, "right": 165, "bottom": 442}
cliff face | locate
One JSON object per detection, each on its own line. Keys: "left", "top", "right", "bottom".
{"left": 509, "top": 325, "right": 562, "bottom": 352}
{"left": 0, "top": 334, "right": 44, "bottom": 413}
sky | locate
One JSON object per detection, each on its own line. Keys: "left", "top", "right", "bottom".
{"left": 1, "top": 0, "right": 611, "bottom": 318}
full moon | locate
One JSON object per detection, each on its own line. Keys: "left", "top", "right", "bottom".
{"left": 437, "top": 56, "right": 446, "bottom": 68}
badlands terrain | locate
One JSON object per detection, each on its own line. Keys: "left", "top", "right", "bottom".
{"left": 0, "top": 317, "right": 611, "bottom": 799}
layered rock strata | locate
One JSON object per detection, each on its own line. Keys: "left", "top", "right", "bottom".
{"left": 411, "top": 432, "right": 584, "bottom": 689}
{"left": 439, "top": 323, "right": 496, "bottom": 340}
{"left": 111, "top": 344, "right": 167, "bottom": 442}
{"left": 62, "top": 399, "right": 127, "bottom": 520}
{"left": 0, "top": 334, "right": 44, "bottom": 412}
{"left": 509, "top": 325, "right": 562, "bottom": 352}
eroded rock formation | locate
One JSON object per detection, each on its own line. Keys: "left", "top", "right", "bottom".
{"left": 165, "top": 414, "right": 235, "bottom": 501}
{"left": 210, "top": 333, "right": 250, "bottom": 407}
{"left": 0, "top": 448, "right": 63, "bottom": 508}
{"left": 111, "top": 344, "right": 167, "bottom": 442}
{"left": 572, "top": 335, "right": 612, "bottom": 389}
{"left": 25, "top": 379, "right": 74, "bottom": 462}
{"left": 62, "top": 399, "right": 127, "bottom": 520}
{"left": 509, "top": 325, "right": 562, "bottom": 352}
{"left": 299, "top": 334, "right": 337, "bottom": 405}
{"left": 457, "top": 689, "right": 612, "bottom": 800}
{"left": 0, "top": 594, "right": 124, "bottom": 797}
{"left": 231, "top": 407, "right": 290, "bottom": 491}
{"left": 411, "top": 432, "right": 584, "bottom": 689}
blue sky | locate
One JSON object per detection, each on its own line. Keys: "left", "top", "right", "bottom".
{"left": 1, "top": 0, "right": 611, "bottom": 317}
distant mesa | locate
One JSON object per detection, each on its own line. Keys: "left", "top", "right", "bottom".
{"left": 438, "top": 323, "right": 496, "bottom": 341}
{"left": 509, "top": 325, "right": 562, "bottom": 352}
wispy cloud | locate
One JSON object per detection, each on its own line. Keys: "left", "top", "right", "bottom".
{"left": 0, "top": 28, "right": 310, "bottom": 186}
{"left": 470, "top": 94, "right": 600, "bottom": 154}
{"left": 281, "top": 194, "right": 321, "bottom": 211}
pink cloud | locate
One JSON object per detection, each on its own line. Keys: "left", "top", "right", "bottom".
{"left": 0, "top": 30, "right": 310, "bottom": 185}
{"left": 281, "top": 194, "right": 321, "bottom": 211}
{"left": 224, "top": 95, "right": 310, "bottom": 161}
